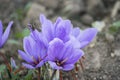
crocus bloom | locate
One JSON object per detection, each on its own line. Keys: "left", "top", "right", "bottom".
{"left": 39, "top": 14, "right": 97, "bottom": 49}
{"left": 40, "top": 14, "right": 72, "bottom": 43}
{"left": 18, "top": 35, "right": 47, "bottom": 69}
{"left": 0, "top": 21, "right": 13, "bottom": 48}
{"left": 47, "top": 38, "right": 84, "bottom": 71}
{"left": 71, "top": 27, "right": 97, "bottom": 48}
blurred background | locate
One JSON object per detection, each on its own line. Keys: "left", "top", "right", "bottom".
{"left": 0, "top": 0, "right": 120, "bottom": 80}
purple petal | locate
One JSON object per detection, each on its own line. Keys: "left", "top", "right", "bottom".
{"left": 55, "top": 20, "right": 72, "bottom": 42}
{"left": 23, "top": 36, "right": 34, "bottom": 55}
{"left": 48, "top": 61, "right": 62, "bottom": 70}
{"left": 72, "top": 27, "right": 80, "bottom": 37}
{"left": 78, "top": 28, "right": 98, "bottom": 48}
{"left": 36, "top": 60, "right": 45, "bottom": 68}
{"left": 54, "top": 17, "right": 62, "bottom": 30}
{"left": 48, "top": 38, "right": 64, "bottom": 60}
{"left": 0, "top": 20, "right": 3, "bottom": 37}
{"left": 42, "top": 20, "right": 54, "bottom": 42}
{"left": 30, "top": 29, "right": 48, "bottom": 47}
{"left": 63, "top": 64, "right": 74, "bottom": 71}
{"left": 30, "top": 30, "right": 48, "bottom": 59}
{"left": 1, "top": 21, "right": 13, "bottom": 45}
{"left": 39, "top": 14, "right": 47, "bottom": 24}
{"left": 69, "top": 35, "right": 81, "bottom": 48}
{"left": 18, "top": 50, "right": 33, "bottom": 63}
{"left": 22, "top": 63, "right": 34, "bottom": 69}
{"left": 60, "top": 41, "right": 73, "bottom": 60}
{"left": 66, "top": 49, "right": 84, "bottom": 64}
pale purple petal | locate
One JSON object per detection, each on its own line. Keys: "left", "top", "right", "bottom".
{"left": 18, "top": 50, "right": 33, "bottom": 63}
{"left": 30, "top": 30, "right": 47, "bottom": 59}
{"left": 1, "top": 21, "right": 13, "bottom": 45}
{"left": 63, "top": 64, "right": 74, "bottom": 71}
{"left": 60, "top": 41, "right": 73, "bottom": 60}
{"left": 0, "top": 21, "right": 3, "bottom": 47}
{"left": 66, "top": 49, "right": 84, "bottom": 64}
{"left": 54, "top": 17, "right": 62, "bottom": 30}
{"left": 55, "top": 20, "right": 72, "bottom": 42}
{"left": 22, "top": 63, "right": 34, "bottom": 69}
{"left": 48, "top": 61, "right": 62, "bottom": 70}
{"left": 78, "top": 28, "right": 97, "bottom": 48}
{"left": 48, "top": 38, "right": 64, "bottom": 60}
{"left": 23, "top": 36, "right": 34, "bottom": 55}
{"left": 80, "top": 41, "right": 89, "bottom": 48}
{"left": 72, "top": 27, "right": 80, "bottom": 37}
{"left": 36, "top": 60, "right": 45, "bottom": 68}
{"left": 30, "top": 29, "right": 48, "bottom": 47}
{"left": 69, "top": 35, "right": 81, "bottom": 48}
{"left": 39, "top": 14, "right": 47, "bottom": 24}
{"left": 0, "top": 21, "right": 3, "bottom": 37}
{"left": 42, "top": 20, "right": 54, "bottom": 42}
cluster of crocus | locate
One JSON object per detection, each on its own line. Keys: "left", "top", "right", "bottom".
{"left": 0, "top": 21, "right": 13, "bottom": 48}
{"left": 18, "top": 14, "right": 97, "bottom": 71}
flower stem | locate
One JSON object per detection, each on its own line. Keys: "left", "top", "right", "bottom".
{"left": 50, "top": 70, "right": 57, "bottom": 80}
{"left": 60, "top": 70, "right": 62, "bottom": 80}
{"left": 0, "top": 52, "right": 12, "bottom": 72}
{"left": 37, "top": 68, "right": 41, "bottom": 80}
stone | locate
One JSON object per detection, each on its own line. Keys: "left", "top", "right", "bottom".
{"left": 62, "top": 0, "right": 85, "bottom": 16}
{"left": 114, "top": 49, "right": 120, "bottom": 56}
{"left": 105, "top": 33, "right": 114, "bottom": 42}
{"left": 39, "top": 0, "right": 59, "bottom": 9}
{"left": 23, "top": 3, "right": 46, "bottom": 27}
{"left": 80, "top": 14, "right": 94, "bottom": 25}
{"left": 92, "top": 21, "right": 105, "bottom": 32}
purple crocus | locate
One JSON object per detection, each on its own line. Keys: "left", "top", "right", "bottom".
{"left": 47, "top": 38, "right": 84, "bottom": 71}
{"left": 18, "top": 34, "right": 47, "bottom": 69}
{"left": 39, "top": 14, "right": 97, "bottom": 49}
{"left": 40, "top": 14, "right": 72, "bottom": 43}
{"left": 0, "top": 21, "right": 13, "bottom": 48}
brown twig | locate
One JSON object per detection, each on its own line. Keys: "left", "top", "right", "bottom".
{"left": 71, "top": 70, "right": 78, "bottom": 80}
{"left": 79, "top": 59, "right": 84, "bottom": 70}
{"left": 14, "top": 66, "right": 25, "bottom": 74}
{"left": 0, "top": 52, "right": 12, "bottom": 72}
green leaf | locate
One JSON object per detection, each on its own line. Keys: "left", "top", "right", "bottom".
{"left": 7, "top": 39, "right": 21, "bottom": 45}
{"left": 0, "top": 72, "right": 4, "bottom": 80}
{"left": 0, "top": 65, "right": 6, "bottom": 73}
{"left": 112, "top": 21, "right": 120, "bottom": 28}
{"left": 24, "top": 70, "right": 33, "bottom": 80}
{"left": 15, "top": 28, "right": 30, "bottom": 39}
{"left": 109, "top": 21, "right": 120, "bottom": 34}
{"left": 24, "top": 2, "right": 32, "bottom": 12}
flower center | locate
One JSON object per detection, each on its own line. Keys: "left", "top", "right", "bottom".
{"left": 56, "top": 58, "right": 68, "bottom": 66}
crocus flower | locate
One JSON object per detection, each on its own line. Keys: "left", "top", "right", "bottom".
{"left": 47, "top": 38, "right": 84, "bottom": 71}
{"left": 40, "top": 14, "right": 72, "bottom": 43}
{"left": 39, "top": 14, "right": 97, "bottom": 49}
{"left": 0, "top": 21, "right": 13, "bottom": 48}
{"left": 18, "top": 35, "right": 47, "bottom": 69}
{"left": 71, "top": 27, "right": 97, "bottom": 48}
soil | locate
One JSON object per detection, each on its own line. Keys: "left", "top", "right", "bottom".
{"left": 0, "top": 0, "right": 120, "bottom": 80}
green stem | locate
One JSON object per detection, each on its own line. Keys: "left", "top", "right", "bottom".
{"left": 50, "top": 70, "right": 57, "bottom": 80}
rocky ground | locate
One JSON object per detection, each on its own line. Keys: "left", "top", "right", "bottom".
{"left": 0, "top": 0, "right": 120, "bottom": 80}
